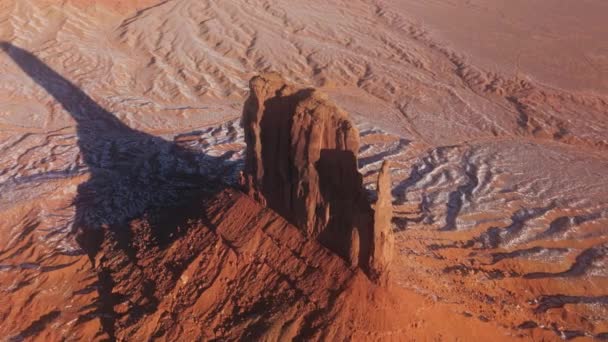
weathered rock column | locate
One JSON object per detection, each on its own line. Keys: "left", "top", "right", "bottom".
{"left": 241, "top": 73, "right": 393, "bottom": 283}
{"left": 370, "top": 161, "right": 395, "bottom": 284}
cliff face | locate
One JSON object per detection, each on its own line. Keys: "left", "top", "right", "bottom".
{"left": 241, "top": 73, "right": 392, "bottom": 280}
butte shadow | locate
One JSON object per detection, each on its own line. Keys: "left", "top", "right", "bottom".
{"left": 1, "top": 42, "right": 238, "bottom": 251}
{"left": 2, "top": 42, "right": 239, "bottom": 337}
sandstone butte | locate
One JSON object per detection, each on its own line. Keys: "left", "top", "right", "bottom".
{"left": 59, "top": 73, "right": 402, "bottom": 341}
{"left": 240, "top": 72, "right": 394, "bottom": 283}
{"left": 26, "top": 74, "right": 534, "bottom": 341}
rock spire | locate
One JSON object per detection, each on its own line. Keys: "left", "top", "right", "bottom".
{"left": 241, "top": 73, "right": 393, "bottom": 282}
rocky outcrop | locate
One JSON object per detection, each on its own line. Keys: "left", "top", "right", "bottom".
{"left": 370, "top": 161, "right": 395, "bottom": 284}
{"left": 240, "top": 73, "right": 393, "bottom": 281}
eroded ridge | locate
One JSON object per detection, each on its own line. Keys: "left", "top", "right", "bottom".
{"left": 76, "top": 188, "right": 407, "bottom": 340}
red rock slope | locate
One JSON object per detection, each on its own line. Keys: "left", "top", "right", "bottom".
{"left": 78, "top": 184, "right": 548, "bottom": 341}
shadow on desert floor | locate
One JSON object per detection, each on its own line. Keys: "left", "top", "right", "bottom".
{"left": 2, "top": 42, "right": 239, "bottom": 337}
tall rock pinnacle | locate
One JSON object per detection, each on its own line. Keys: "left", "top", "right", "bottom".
{"left": 241, "top": 73, "right": 393, "bottom": 282}
{"left": 371, "top": 161, "right": 395, "bottom": 284}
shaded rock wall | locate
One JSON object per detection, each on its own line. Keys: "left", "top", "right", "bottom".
{"left": 241, "top": 73, "right": 393, "bottom": 280}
